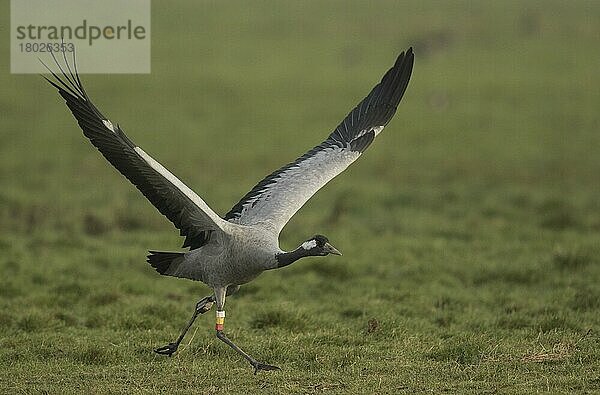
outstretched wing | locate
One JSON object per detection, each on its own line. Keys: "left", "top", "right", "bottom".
{"left": 44, "top": 54, "right": 230, "bottom": 249}
{"left": 225, "top": 48, "right": 414, "bottom": 234}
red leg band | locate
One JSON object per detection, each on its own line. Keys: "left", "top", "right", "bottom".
{"left": 215, "top": 323, "right": 224, "bottom": 331}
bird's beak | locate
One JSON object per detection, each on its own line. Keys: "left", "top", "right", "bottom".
{"left": 323, "top": 242, "right": 342, "bottom": 256}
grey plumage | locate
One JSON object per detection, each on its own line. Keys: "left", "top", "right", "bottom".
{"left": 45, "top": 47, "right": 414, "bottom": 373}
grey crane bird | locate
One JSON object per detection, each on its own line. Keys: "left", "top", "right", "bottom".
{"left": 45, "top": 47, "right": 414, "bottom": 373}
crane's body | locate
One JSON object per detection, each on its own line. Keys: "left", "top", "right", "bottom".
{"left": 151, "top": 225, "right": 279, "bottom": 287}
{"left": 45, "top": 47, "right": 414, "bottom": 373}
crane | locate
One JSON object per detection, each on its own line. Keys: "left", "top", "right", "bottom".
{"left": 45, "top": 47, "right": 414, "bottom": 373}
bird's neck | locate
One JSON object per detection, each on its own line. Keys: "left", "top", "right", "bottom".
{"left": 274, "top": 247, "right": 313, "bottom": 269}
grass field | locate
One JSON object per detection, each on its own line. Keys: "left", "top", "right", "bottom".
{"left": 1, "top": 1, "right": 600, "bottom": 393}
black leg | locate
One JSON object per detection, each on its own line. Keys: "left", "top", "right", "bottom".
{"left": 216, "top": 330, "right": 281, "bottom": 374}
{"left": 154, "top": 295, "right": 215, "bottom": 356}
{"left": 212, "top": 285, "right": 279, "bottom": 374}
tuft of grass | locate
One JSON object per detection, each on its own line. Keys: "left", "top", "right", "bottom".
{"left": 0, "top": 312, "right": 14, "bottom": 329}
{"left": 473, "top": 266, "right": 543, "bottom": 286}
{"left": 17, "top": 313, "right": 46, "bottom": 332}
{"left": 0, "top": 281, "right": 22, "bottom": 299}
{"left": 537, "top": 315, "right": 579, "bottom": 333}
{"left": 538, "top": 200, "right": 579, "bottom": 230}
{"left": 52, "top": 282, "right": 87, "bottom": 297}
{"left": 251, "top": 309, "right": 308, "bottom": 332}
{"left": 552, "top": 246, "right": 593, "bottom": 269}
{"left": 427, "top": 340, "right": 483, "bottom": 365}
{"left": 340, "top": 308, "right": 363, "bottom": 319}
{"left": 89, "top": 291, "right": 121, "bottom": 306}
{"left": 83, "top": 212, "right": 109, "bottom": 236}
{"left": 497, "top": 313, "right": 531, "bottom": 330}
{"left": 54, "top": 311, "right": 78, "bottom": 327}
{"left": 522, "top": 330, "right": 592, "bottom": 364}
{"left": 570, "top": 288, "right": 600, "bottom": 311}
{"left": 433, "top": 313, "right": 454, "bottom": 328}
{"left": 288, "top": 260, "right": 354, "bottom": 280}
{"left": 73, "top": 345, "right": 112, "bottom": 365}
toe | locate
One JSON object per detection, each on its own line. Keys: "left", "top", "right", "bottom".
{"left": 154, "top": 343, "right": 177, "bottom": 356}
{"left": 253, "top": 362, "right": 281, "bottom": 374}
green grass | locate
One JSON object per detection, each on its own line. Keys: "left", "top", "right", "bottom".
{"left": 1, "top": 0, "right": 600, "bottom": 393}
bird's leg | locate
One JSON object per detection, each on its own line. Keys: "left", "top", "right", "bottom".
{"left": 154, "top": 295, "right": 215, "bottom": 356}
{"left": 213, "top": 286, "right": 280, "bottom": 374}
{"left": 216, "top": 329, "right": 281, "bottom": 374}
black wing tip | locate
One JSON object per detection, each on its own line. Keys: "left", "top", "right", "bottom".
{"left": 41, "top": 56, "right": 82, "bottom": 98}
{"left": 329, "top": 46, "right": 415, "bottom": 146}
{"left": 43, "top": 50, "right": 110, "bottom": 122}
{"left": 362, "top": 46, "right": 415, "bottom": 117}
{"left": 391, "top": 46, "right": 414, "bottom": 81}
{"left": 391, "top": 47, "right": 414, "bottom": 69}
{"left": 405, "top": 46, "right": 415, "bottom": 69}
{"left": 369, "top": 46, "right": 414, "bottom": 114}
{"left": 401, "top": 46, "right": 414, "bottom": 60}
{"left": 381, "top": 46, "right": 414, "bottom": 106}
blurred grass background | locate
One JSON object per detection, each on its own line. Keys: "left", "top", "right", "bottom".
{"left": 1, "top": 0, "right": 599, "bottom": 393}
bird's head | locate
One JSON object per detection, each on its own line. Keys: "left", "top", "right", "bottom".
{"left": 301, "top": 235, "right": 342, "bottom": 257}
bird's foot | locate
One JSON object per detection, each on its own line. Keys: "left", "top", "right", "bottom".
{"left": 252, "top": 361, "right": 281, "bottom": 375}
{"left": 154, "top": 342, "right": 179, "bottom": 357}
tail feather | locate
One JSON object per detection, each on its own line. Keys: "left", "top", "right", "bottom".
{"left": 147, "top": 251, "right": 184, "bottom": 275}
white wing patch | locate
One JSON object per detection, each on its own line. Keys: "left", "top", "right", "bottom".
{"left": 301, "top": 240, "right": 317, "bottom": 250}
{"left": 102, "top": 119, "right": 115, "bottom": 133}
{"left": 134, "top": 146, "right": 227, "bottom": 231}
{"left": 354, "top": 125, "right": 385, "bottom": 140}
